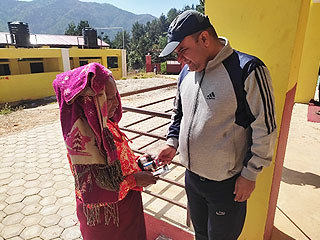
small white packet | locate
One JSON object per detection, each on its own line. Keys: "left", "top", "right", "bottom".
{"left": 152, "top": 165, "right": 170, "bottom": 176}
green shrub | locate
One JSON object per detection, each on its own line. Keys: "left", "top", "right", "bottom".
{"left": 0, "top": 103, "right": 24, "bottom": 115}
{"left": 161, "top": 62, "right": 167, "bottom": 74}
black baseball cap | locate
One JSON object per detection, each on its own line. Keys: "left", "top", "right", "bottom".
{"left": 159, "top": 10, "right": 212, "bottom": 57}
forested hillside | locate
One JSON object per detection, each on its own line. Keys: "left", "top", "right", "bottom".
{"left": 0, "top": 0, "right": 155, "bottom": 34}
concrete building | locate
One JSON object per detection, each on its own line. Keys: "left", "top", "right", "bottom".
{"left": 0, "top": 22, "right": 126, "bottom": 105}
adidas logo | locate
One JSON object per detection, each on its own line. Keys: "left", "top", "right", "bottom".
{"left": 215, "top": 211, "right": 226, "bottom": 216}
{"left": 206, "top": 91, "right": 215, "bottom": 100}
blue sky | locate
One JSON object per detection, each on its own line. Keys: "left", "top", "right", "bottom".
{"left": 80, "top": 0, "right": 200, "bottom": 17}
{"left": 19, "top": 0, "right": 200, "bottom": 18}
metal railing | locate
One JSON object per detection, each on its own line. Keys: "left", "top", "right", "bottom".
{"left": 120, "top": 83, "right": 191, "bottom": 227}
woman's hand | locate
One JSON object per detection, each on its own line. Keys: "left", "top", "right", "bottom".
{"left": 134, "top": 171, "right": 158, "bottom": 187}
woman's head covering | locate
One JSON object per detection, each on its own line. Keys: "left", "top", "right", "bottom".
{"left": 54, "top": 62, "right": 122, "bottom": 123}
{"left": 53, "top": 63, "right": 124, "bottom": 203}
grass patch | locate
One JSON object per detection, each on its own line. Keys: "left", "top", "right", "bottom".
{"left": 122, "top": 71, "right": 156, "bottom": 80}
{"left": 0, "top": 103, "right": 24, "bottom": 115}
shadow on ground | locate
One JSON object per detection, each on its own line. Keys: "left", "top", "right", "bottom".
{"left": 0, "top": 96, "right": 57, "bottom": 110}
{"left": 271, "top": 226, "right": 296, "bottom": 240}
{"left": 281, "top": 167, "right": 320, "bottom": 188}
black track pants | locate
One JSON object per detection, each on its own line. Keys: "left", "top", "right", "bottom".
{"left": 185, "top": 169, "right": 246, "bottom": 240}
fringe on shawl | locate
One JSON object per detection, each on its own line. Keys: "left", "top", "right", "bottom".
{"left": 73, "top": 160, "right": 124, "bottom": 192}
{"left": 83, "top": 202, "right": 119, "bottom": 227}
{"left": 103, "top": 127, "right": 117, "bottom": 152}
{"left": 94, "top": 161, "right": 124, "bottom": 190}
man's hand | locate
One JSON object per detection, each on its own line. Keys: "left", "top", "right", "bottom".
{"left": 134, "top": 171, "right": 158, "bottom": 188}
{"left": 156, "top": 145, "right": 177, "bottom": 165}
{"left": 234, "top": 175, "right": 256, "bottom": 202}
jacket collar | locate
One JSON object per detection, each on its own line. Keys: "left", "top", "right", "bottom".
{"left": 205, "top": 37, "right": 233, "bottom": 72}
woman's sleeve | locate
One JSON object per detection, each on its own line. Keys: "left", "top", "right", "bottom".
{"left": 118, "top": 174, "right": 143, "bottom": 200}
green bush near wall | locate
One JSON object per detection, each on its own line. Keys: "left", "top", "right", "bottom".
{"left": 160, "top": 62, "right": 167, "bottom": 74}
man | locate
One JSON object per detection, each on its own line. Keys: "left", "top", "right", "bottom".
{"left": 157, "top": 10, "right": 277, "bottom": 240}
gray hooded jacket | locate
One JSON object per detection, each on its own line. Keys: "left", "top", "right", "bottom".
{"left": 167, "top": 38, "right": 277, "bottom": 181}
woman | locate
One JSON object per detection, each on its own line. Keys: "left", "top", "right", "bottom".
{"left": 53, "top": 62, "right": 157, "bottom": 240}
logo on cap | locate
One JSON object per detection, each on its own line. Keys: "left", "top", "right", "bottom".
{"left": 159, "top": 10, "right": 212, "bottom": 57}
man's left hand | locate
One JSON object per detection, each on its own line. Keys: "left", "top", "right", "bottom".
{"left": 233, "top": 176, "right": 256, "bottom": 202}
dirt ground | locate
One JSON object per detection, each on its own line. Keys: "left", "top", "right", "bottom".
{"left": 0, "top": 76, "right": 177, "bottom": 136}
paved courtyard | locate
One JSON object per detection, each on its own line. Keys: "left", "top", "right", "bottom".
{"left": 0, "top": 122, "right": 80, "bottom": 239}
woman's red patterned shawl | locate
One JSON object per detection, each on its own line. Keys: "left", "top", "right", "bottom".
{"left": 53, "top": 63, "right": 124, "bottom": 204}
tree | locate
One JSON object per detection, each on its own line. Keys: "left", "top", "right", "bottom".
{"left": 65, "top": 20, "right": 90, "bottom": 36}
{"left": 75, "top": 20, "right": 90, "bottom": 36}
{"left": 111, "top": 30, "right": 130, "bottom": 51}
{"left": 64, "top": 22, "right": 77, "bottom": 35}
{"left": 128, "top": 51, "right": 143, "bottom": 70}
{"left": 158, "top": 14, "right": 168, "bottom": 33}
{"left": 102, "top": 35, "right": 112, "bottom": 46}
{"left": 145, "top": 19, "right": 162, "bottom": 44}
{"left": 166, "top": 8, "right": 179, "bottom": 26}
{"left": 196, "top": 0, "right": 205, "bottom": 14}
{"left": 182, "top": 4, "right": 193, "bottom": 12}
{"left": 128, "top": 22, "right": 148, "bottom": 69}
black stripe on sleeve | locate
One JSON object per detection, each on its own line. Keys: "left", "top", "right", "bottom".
{"left": 260, "top": 67, "right": 276, "bottom": 130}
{"left": 257, "top": 66, "right": 276, "bottom": 132}
{"left": 254, "top": 68, "right": 271, "bottom": 134}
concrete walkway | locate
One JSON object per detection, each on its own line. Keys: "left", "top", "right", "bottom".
{"left": 0, "top": 103, "right": 319, "bottom": 239}
{"left": 0, "top": 122, "right": 80, "bottom": 240}
{"left": 272, "top": 104, "right": 320, "bottom": 240}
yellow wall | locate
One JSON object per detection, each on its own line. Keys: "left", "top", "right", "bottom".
{"left": 19, "top": 61, "right": 31, "bottom": 74}
{"left": 0, "top": 73, "right": 59, "bottom": 103}
{"left": 0, "top": 48, "right": 64, "bottom": 104}
{"left": 295, "top": 2, "right": 320, "bottom": 103}
{"left": 206, "top": 1, "right": 308, "bottom": 239}
{"left": 0, "top": 48, "right": 62, "bottom": 59}
{"left": 8, "top": 59, "right": 19, "bottom": 75}
{"left": 69, "top": 48, "right": 123, "bottom": 80}
{"left": 44, "top": 58, "right": 61, "bottom": 72}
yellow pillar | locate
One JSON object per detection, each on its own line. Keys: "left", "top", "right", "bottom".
{"left": 73, "top": 57, "right": 80, "bottom": 68}
{"left": 9, "top": 59, "right": 20, "bottom": 75}
{"left": 121, "top": 49, "right": 127, "bottom": 78}
{"left": 294, "top": 2, "right": 320, "bottom": 103}
{"left": 205, "top": 1, "right": 310, "bottom": 239}
{"left": 18, "top": 61, "right": 31, "bottom": 74}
